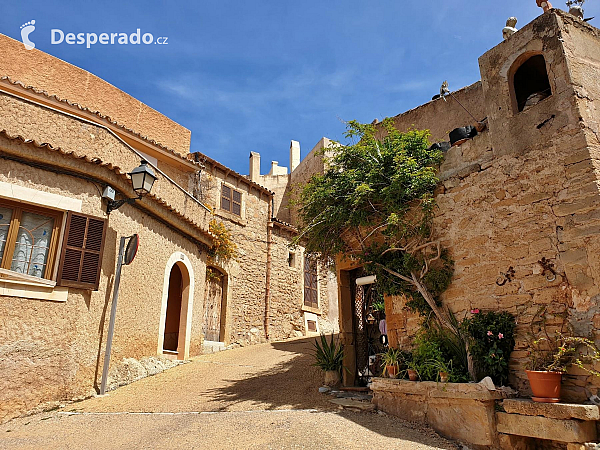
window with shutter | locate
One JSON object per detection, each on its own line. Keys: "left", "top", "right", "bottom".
{"left": 303, "top": 256, "right": 318, "bottom": 309}
{"left": 0, "top": 199, "right": 62, "bottom": 280}
{"left": 220, "top": 184, "right": 242, "bottom": 217}
{"left": 57, "top": 212, "right": 107, "bottom": 290}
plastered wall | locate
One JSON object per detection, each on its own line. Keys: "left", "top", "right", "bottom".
{"left": 0, "top": 154, "right": 207, "bottom": 423}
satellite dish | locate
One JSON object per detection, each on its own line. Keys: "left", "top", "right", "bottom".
{"left": 124, "top": 234, "right": 139, "bottom": 265}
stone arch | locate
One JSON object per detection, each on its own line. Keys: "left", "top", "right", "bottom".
{"left": 157, "top": 252, "right": 195, "bottom": 359}
{"left": 508, "top": 52, "right": 552, "bottom": 113}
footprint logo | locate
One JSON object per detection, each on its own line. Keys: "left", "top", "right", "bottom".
{"left": 20, "top": 20, "right": 36, "bottom": 50}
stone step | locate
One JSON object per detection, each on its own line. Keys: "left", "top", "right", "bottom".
{"left": 203, "top": 341, "right": 226, "bottom": 354}
{"left": 496, "top": 412, "right": 597, "bottom": 443}
{"left": 502, "top": 399, "right": 600, "bottom": 421}
{"left": 329, "top": 398, "right": 375, "bottom": 411}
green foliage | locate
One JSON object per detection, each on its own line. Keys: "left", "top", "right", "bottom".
{"left": 462, "top": 311, "right": 516, "bottom": 385}
{"left": 312, "top": 334, "right": 344, "bottom": 372}
{"left": 368, "top": 248, "right": 454, "bottom": 315}
{"left": 541, "top": 335, "right": 600, "bottom": 375}
{"left": 294, "top": 118, "right": 452, "bottom": 315}
{"left": 380, "top": 347, "right": 407, "bottom": 376}
{"left": 372, "top": 299, "right": 386, "bottom": 313}
{"left": 371, "top": 290, "right": 386, "bottom": 312}
{"left": 426, "top": 314, "right": 470, "bottom": 380}
{"left": 409, "top": 328, "right": 470, "bottom": 382}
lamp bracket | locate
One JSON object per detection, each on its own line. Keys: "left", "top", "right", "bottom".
{"left": 106, "top": 195, "right": 142, "bottom": 215}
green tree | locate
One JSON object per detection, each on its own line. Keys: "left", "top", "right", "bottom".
{"left": 295, "top": 118, "right": 475, "bottom": 379}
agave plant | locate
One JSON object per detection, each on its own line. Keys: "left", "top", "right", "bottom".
{"left": 313, "top": 333, "right": 344, "bottom": 372}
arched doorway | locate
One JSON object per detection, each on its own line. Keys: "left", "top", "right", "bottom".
{"left": 163, "top": 263, "right": 183, "bottom": 352}
{"left": 158, "top": 253, "right": 194, "bottom": 360}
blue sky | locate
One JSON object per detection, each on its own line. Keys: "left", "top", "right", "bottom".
{"left": 2, "top": 1, "right": 598, "bottom": 175}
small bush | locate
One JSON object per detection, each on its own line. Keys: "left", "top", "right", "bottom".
{"left": 313, "top": 334, "right": 344, "bottom": 372}
{"left": 409, "top": 328, "right": 469, "bottom": 382}
{"left": 462, "top": 310, "right": 516, "bottom": 385}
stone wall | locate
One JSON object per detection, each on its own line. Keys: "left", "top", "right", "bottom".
{"left": 286, "top": 138, "right": 334, "bottom": 226}
{"left": 0, "top": 151, "right": 207, "bottom": 423}
{"left": 384, "top": 10, "right": 600, "bottom": 401}
{"left": 197, "top": 168, "right": 271, "bottom": 345}
{"left": 390, "top": 81, "right": 486, "bottom": 144}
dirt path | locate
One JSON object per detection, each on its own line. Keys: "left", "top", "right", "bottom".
{"left": 0, "top": 337, "right": 458, "bottom": 449}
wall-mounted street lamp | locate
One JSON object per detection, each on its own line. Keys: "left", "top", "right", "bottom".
{"left": 105, "top": 160, "right": 157, "bottom": 215}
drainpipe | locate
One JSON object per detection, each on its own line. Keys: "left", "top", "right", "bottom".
{"left": 264, "top": 197, "right": 274, "bottom": 340}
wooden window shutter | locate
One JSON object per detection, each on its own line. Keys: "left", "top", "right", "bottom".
{"left": 57, "top": 212, "right": 107, "bottom": 290}
{"left": 221, "top": 185, "right": 232, "bottom": 212}
{"left": 304, "top": 257, "right": 318, "bottom": 308}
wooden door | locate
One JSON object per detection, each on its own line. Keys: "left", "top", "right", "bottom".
{"left": 203, "top": 270, "right": 223, "bottom": 342}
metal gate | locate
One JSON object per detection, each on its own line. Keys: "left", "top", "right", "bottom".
{"left": 351, "top": 271, "right": 384, "bottom": 386}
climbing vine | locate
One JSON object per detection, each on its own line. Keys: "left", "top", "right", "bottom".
{"left": 294, "top": 118, "right": 474, "bottom": 378}
{"left": 208, "top": 219, "right": 237, "bottom": 262}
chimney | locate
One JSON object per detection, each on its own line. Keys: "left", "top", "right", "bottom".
{"left": 290, "top": 140, "right": 300, "bottom": 173}
{"left": 249, "top": 151, "right": 260, "bottom": 182}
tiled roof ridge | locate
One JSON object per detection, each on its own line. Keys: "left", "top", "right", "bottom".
{"left": 271, "top": 217, "right": 298, "bottom": 233}
{"left": 0, "top": 129, "right": 214, "bottom": 242}
{"left": 0, "top": 76, "right": 198, "bottom": 167}
{"left": 0, "top": 76, "right": 275, "bottom": 196}
{"left": 190, "top": 153, "right": 275, "bottom": 196}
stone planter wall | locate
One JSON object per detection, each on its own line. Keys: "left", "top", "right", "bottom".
{"left": 371, "top": 378, "right": 513, "bottom": 447}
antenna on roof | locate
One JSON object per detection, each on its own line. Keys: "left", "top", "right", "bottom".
{"left": 439, "top": 81, "right": 482, "bottom": 124}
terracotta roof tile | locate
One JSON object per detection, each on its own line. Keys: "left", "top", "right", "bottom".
{"left": 0, "top": 76, "right": 274, "bottom": 196}
{"left": 0, "top": 129, "right": 214, "bottom": 242}
{"left": 0, "top": 76, "right": 199, "bottom": 168}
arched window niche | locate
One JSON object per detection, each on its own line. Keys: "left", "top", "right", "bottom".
{"left": 510, "top": 53, "right": 552, "bottom": 113}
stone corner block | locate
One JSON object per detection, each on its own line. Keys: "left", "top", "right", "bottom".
{"left": 502, "top": 399, "right": 600, "bottom": 421}
{"left": 496, "top": 412, "right": 597, "bottom": 443}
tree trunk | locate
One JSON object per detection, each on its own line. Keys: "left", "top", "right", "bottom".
{"left": 410, "top": 272, "right": 477, "bottom": 381}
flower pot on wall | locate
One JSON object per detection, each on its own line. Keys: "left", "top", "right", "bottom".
{"left": 386, "top": 365, "right": 398, "bottom": 378}
{"left": 439, "top": 371, "right": 449, "bottom": 383}
{"left": 324, "top": 370, "right": 341, "bottom": 387}
{"left": 407, "top": 369, "right": 419, "bottom": 381}
{"left": 526, "top": 370, "right": 561, "bottom": 402}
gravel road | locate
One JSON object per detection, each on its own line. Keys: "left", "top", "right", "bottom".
{"left": 0, "top": 337, "right": 458, "bottom": 449}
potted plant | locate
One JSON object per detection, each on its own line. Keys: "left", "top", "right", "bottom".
{"left": 526, "top": 334, "right": 600, "bottom": 402}
{"left": 406, "top": 361, "right": 419, "bottom": 381}
{"left": 434, "top": 359, "right": 452, "bottom": 383}
{"left": 526, "top": 307, "right": 600, "bottom": 402}
{"left": 313, "top": 334, "right": 344, "bottom": 386}
{"left": 380, "top": 347, "right": 402, "bottom": 378}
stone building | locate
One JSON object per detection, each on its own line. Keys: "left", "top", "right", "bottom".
{"left": 331, "top": 9, "right": 600, "bottom": 404}
{"left": 0, "top": 33, "right": 337, "bottom": 423}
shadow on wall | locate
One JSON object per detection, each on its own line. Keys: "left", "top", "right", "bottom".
{"left": 205, "top": 337, "right": 455, "bottom": 447}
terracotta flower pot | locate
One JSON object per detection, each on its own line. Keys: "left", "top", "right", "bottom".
{"left": 407, "top": 369, "right": 419, "bottom": 381}
{"left": 526, "top": 370, "right": 561, "bottom": 402}
{"left": 324, "top": 370, "right": 341, "bottom": 387}
{"left": 439, "top": 371, "right": 449, "bottom": 383}
{"left": 386, "top": 365, "right": 398, "bottom": 378}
